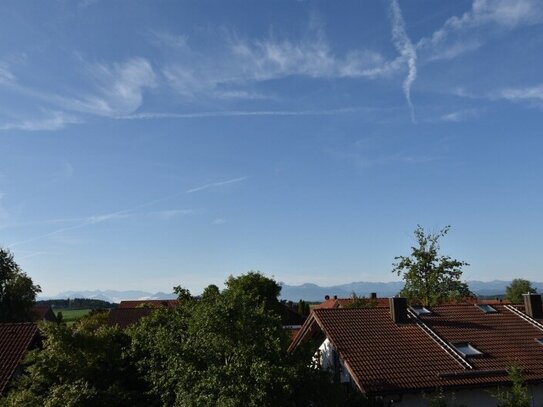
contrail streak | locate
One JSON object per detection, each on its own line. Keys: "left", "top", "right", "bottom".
{"left": 389, "top": 0, "right": 418, "bottom": 123}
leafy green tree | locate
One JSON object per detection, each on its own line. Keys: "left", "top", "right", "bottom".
{"left": 129, "top": 272, "right": 341, "bottom": 406}
{"left": 494, "top": 366, "right": 531, "bottom": 407}
{"left": 344, "top": 293, "right": 378, "bottom": 309}
{"left": 0, "top": 248, "right": 41, "bottom": 322}
{"left": 297, "top": 300, "right": 310, "bottom": 316}
{"left": 1, "top": 312, "right": 156, "bottom": 406}
{"left": 392, "top": 226, "right": 472, "bottom": 306}
{"left": 505, "top": 278, "right": 536, "bottom": 304}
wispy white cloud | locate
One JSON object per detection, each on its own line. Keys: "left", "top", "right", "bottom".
{"left": 0, "top": 111, "right": 80, "bottom": 131}
{"left": 440, "top": 108, "right": 482, "bottom": 122}
{"left": 8, "top": 176, "right": 245, "bottom": 247}
{"left": 185, "top": 177, "right": 247, "bottom": 193}
{"left": 389, "top": 0, "right": 417, "bottom": 123}
{"left": 149, "top": 30, "right": 189, "bottom": 49}
{"left": 498, "top": 84, "right": 543, "bottom": 101}
{"left": 119, "top": 107, "right": 368, "bottom": 120}
{"left": 160, "top": 19, "right": 400, "bottom": 101}
{"left": 63, "top": 58, "right": 157, "bottom": 117}
{"left": 0, "top": 65, "right": 15, "bottom": 84}
{"left": 418, "top": 0, "right": 543, "bottom": 61}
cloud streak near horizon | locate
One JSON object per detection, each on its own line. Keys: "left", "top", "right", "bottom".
{"left": 7, "top": 176, "right": 246, "bottom": 248}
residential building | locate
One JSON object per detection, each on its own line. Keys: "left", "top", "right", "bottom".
{"left": 290, "top": 294, "right": 543, "bottom": 406}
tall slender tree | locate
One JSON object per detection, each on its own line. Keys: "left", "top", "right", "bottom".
{"left": 392, "top": 226, "right": 471, "bottom": 306}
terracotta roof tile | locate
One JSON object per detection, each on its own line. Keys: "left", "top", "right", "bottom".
{"left": 302, "top": 304, "right": 543, "bottom": 395}
{"left": 314, "top": 297, "right": 390, "bottom": 309}
{"left": 106, "top": 308, "right": 154, "bottom": 329}
{"left": 0, "top": 323, "right": 39, "bottom": 394}
{"left": 31, "top": 306, "right": 57, "bottom": 322}
{"left": 281, "top": 306, "right": 306, "bottom": 326}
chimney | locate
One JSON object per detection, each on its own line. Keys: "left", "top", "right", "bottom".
{"left": 523, "top": 293, "right": 543, "bottom": 319}
{"left": 389, "top": 297, "right": 408, "bottom": 324}
{"left": 325, "top": 295, "right": 330, "bottom": 300}
{"left": 370, "top": 292, "right": 377, "bottom": 299}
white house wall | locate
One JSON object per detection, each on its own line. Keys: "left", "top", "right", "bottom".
{"left": 317, "top": 338, "right": 350, "bottom": 383}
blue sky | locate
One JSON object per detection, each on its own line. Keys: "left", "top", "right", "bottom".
{"left": 1, "top": 0, "right": 543, "bottom": 296}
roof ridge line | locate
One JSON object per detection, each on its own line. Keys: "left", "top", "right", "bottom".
{"left": 504, "top": 304, "right": 543, "bottom": 332}
{"left": 407, "top": 309, "right": 473, "bottom": 370}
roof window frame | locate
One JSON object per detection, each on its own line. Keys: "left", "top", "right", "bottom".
{"left": 410, "top": 305, "right": 432, "bottom": 316}
{"left": 451, "top": 342, "right": 484, "bottom": 358}
{"left": 476, "top": 304, "right": 498, "bottom": 314}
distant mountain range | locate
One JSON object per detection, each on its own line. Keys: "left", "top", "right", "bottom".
{"left": 39, "top": 280, "right": 543, "bottom": 303}
{"left": 39, "top": 290, "right": 177, "bottom": 304}
{"left": 279, "top": 280, "right": 543, "bottom": 301}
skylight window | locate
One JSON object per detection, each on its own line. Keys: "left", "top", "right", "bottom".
{"left": 476, "top": 304, "right": 498, "bottom": 314}
{"left": 452, "top": 342, "right": 483, "bottom": 357}
{"left": 411, "top": 306, "right": 431, "bottom": 316}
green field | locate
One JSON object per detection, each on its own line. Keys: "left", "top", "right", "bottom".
{"left": 56, "top": 309, "right": 92, "bottom": 324}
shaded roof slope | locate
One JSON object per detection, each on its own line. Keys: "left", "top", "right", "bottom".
{"left": 31, "top": 305, "right": 57, "bottom": 322}
{"left": 106, "top": 308, "right": 154, "bottom": 329}
{"left": 312, "top": 307, "right": 462, "bottom": 395}
{"left": 0, "top": 323, "right": 39, "bottom": 394}
{"left": 295, "top": 304, "right": 543, "bottom": 396}
{"left": 420, "top": 304, "right": 543, "bottom": 383}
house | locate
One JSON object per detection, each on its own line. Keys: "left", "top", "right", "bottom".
{"left": 31, "top": 305, "right": 57, "bottom": 323}
{"left": 0, "top": 323, "right": 40, "bottom": 395}
{"left": 106, "top": 307, "right": 154, "bottom": 329}
{"left": 290, "top": 294, "right": 543, "bottom": 406}
{"left": 314, "top": 293, "right": 390, "bottom": 309}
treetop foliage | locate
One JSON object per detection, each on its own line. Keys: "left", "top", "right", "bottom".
{"left": 505, "top": 278, "right": 536, "bottom": 304}
{"left": 0, "top": 248, "right": 41, "bottom": 322}
{"left": 392, "top": 226, "right": 472, "bottom": 306}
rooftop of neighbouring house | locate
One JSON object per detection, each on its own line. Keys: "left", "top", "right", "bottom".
{"left": 291, "top": 299, "right": 543, "bottom": 396}
{"left": 31, "top": 305, "right": 57, "bottom": 322}
{"left": 0, "top": 323, "right": 39, "bottom": 394}
{"left": 106, "top": 307, "right": 155, "bottom": 329}
{"left": 314, "top": 296, "right": 390, "bottom": 309}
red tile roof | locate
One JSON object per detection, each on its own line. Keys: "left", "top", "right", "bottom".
{"left": 106, "top": 308, "right": 154, "bottom": 329}
{"left": 118, "top": 300, "right": 178, "bottom": 309}
{"left": 31, "top": 305, "right": 57, "bottom": 322}
{"left": 281, "top": 306, "right": 306, "bottom": 326}
{"left": 0, "top": 323, "right": 39, "bottom": 394}
{"left": 314, "top": 297, "right": 390, "bottom": 309}
{"left": 291, "top": 303, "right": 543, "bottom": 396}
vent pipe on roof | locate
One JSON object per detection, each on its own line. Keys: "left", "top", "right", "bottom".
{"left": 523, "top": 293, "right": 543, "bottom": 319}
{"left": 333, "top": 295, "right": 338, "bottom": 300}
{"left": 389, "top": 297, "right": 409, "bottom": 324}
{"left": 325, "top": 295, "right": 330, "bottom": 300}
{"left": 370, "top": 292, "right": 377, "bottom": 299}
